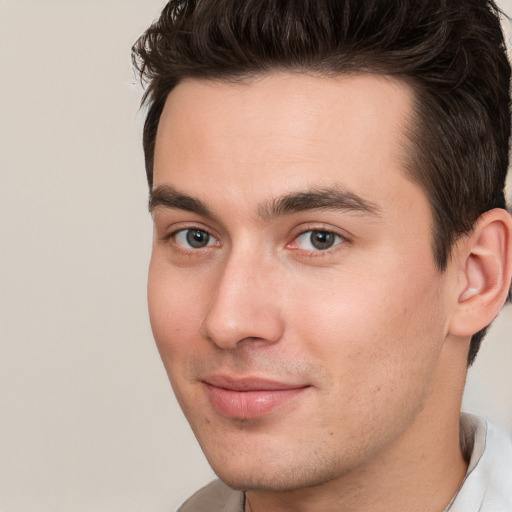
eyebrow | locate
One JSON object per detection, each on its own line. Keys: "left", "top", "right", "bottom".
{"left": 259, "top": 186, "right": 381, "bottom": 220}
{"left": 149, "top": 185, "right": 212, "bottom": 216}
{"left": 149, "top": 184, "right": 381, "bottom": 220}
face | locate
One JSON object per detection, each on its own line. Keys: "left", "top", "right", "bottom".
{"left": 148, "top": 73, "right": 457, "bottom": 491}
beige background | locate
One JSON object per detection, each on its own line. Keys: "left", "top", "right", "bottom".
{"left": 0, "top": 1, "right": 511, "bottom": 511}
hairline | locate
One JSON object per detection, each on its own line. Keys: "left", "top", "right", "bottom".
{"left": 149, "top": 69, "right": 448, "bottom": 271}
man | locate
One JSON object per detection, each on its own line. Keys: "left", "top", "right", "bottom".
{"left": 132, "top": 0, "right": 512, "bottom": 510}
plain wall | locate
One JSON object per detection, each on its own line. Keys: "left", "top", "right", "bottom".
{"left": 0, "top": 1, "right": 511, "bottom": 511}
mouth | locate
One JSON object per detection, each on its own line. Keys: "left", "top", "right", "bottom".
{"left": 202, "top": 375, "right": 310, "bottom": 419}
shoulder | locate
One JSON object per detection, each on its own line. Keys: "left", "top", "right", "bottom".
{"left": 177, "top": 480, "right": 244, "bottom": 512}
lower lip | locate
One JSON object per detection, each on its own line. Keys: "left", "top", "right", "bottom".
{"left": 204, "top": 384, "right": 307, "bottom": 419}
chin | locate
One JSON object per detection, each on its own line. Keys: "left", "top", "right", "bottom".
{"left": 208, "top": 455, "right": 341, "bottom": 493}
{"left": 213, "top": 472, "right": 292, "bottom": 492}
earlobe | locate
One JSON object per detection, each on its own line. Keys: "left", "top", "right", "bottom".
{"left": 449, "top": 208, "right": 512, "bottom": 338}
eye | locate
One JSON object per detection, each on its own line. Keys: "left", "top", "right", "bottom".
{"left": 294, "top": 230, "right": 344, "bottom": 251}
{"left": 174, "top": 228, "right": 217, "bottom": 249}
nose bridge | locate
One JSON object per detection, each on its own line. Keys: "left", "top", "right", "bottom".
{"left": 201, "top": 244, "right": 284, "bottom": 349}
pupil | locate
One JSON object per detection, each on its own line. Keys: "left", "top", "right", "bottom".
{"left": 186, "top": 229, "right": 209, "bottom": 248}
{"left": 311, "top": 231, "right": 334, "bottom": 250}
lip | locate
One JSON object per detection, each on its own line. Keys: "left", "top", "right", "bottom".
{"left": 202, "top": 375, "right": 309, "bottom": 419}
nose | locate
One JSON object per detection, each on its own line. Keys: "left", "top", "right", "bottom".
{"left": 201, "top": 250, "right": 285, "bottom": 350}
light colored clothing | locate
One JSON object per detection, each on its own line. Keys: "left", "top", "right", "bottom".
{"left": 177, "top": 480, "right": 243, "bottom": 512}
{"left": 445, "top": 413, "right": 512, "bottom": 511}
{"left": 178, "top": 414, "right": 512, "bottom": 512}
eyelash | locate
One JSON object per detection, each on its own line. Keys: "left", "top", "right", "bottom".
{"left": 288, "top": 227, "right": 347, "bottom": 254}
{"left": 162, "top": 226, "right": 348, "bottom": 256}
{"left": 163, "top": 226, "right": 220, "bottom": 255}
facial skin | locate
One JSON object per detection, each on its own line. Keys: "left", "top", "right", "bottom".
{"left": 148, "top": 73, "right": 471, "bottom": 511}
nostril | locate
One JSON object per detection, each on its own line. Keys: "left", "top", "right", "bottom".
{"left": 201, "top": 301, "right": 285, "bottom": 350}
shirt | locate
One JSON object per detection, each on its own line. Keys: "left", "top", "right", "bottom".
{"left": 177, "top": 413, "right": 512, "bottom": 512}
{"left": 445, "top": 413, "right": 512, "bottom": 511}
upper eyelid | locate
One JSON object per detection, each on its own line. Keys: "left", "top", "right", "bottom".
{"left": 157, "top": 220, "right": 350, "bottom": 248}
{"left": 175, "top": 227, "right": 218, "bottom": 247}
{"left": 152, "top": 209, "right": 218, "bottom": 230}
{"left": 171, "top": 226, "right": 219, "bottom": 241}
{"left": 171, "top": 226, "right": 212, "bottom": 235}
{"left": 296, "top": 228, "right": 344, "bottom": 239}
{"left": 287, "top": 226, "right": 351, "bottom": 254}
{"left": 292, "top": 224, "right": 351, "bottom": 241}
{"left": 158, "top": 222, "right": 219, "bottom": 239}
{"left": 294, "top": 229, "right": 345, "bottom": 244}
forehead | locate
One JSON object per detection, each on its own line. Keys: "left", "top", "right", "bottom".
{"left": 153, "top": 72, "right": 426, "bottom": 224}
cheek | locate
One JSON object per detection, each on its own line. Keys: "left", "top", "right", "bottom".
{"left": 286, "top": 262, "right": 447, "bottom": 379}
{"left": 147, "top": 258, "right": 207, "bottom": 361}
{"left": 285, "top": 269, "right": 448, "bottom": 444}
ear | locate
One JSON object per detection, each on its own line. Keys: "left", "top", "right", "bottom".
{"left": 449, "top": 208, "right": 512, "bottom": 338}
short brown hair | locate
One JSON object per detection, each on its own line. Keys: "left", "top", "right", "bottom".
{"left": 133, "top": 0, "right": 511, "bottom": 365}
